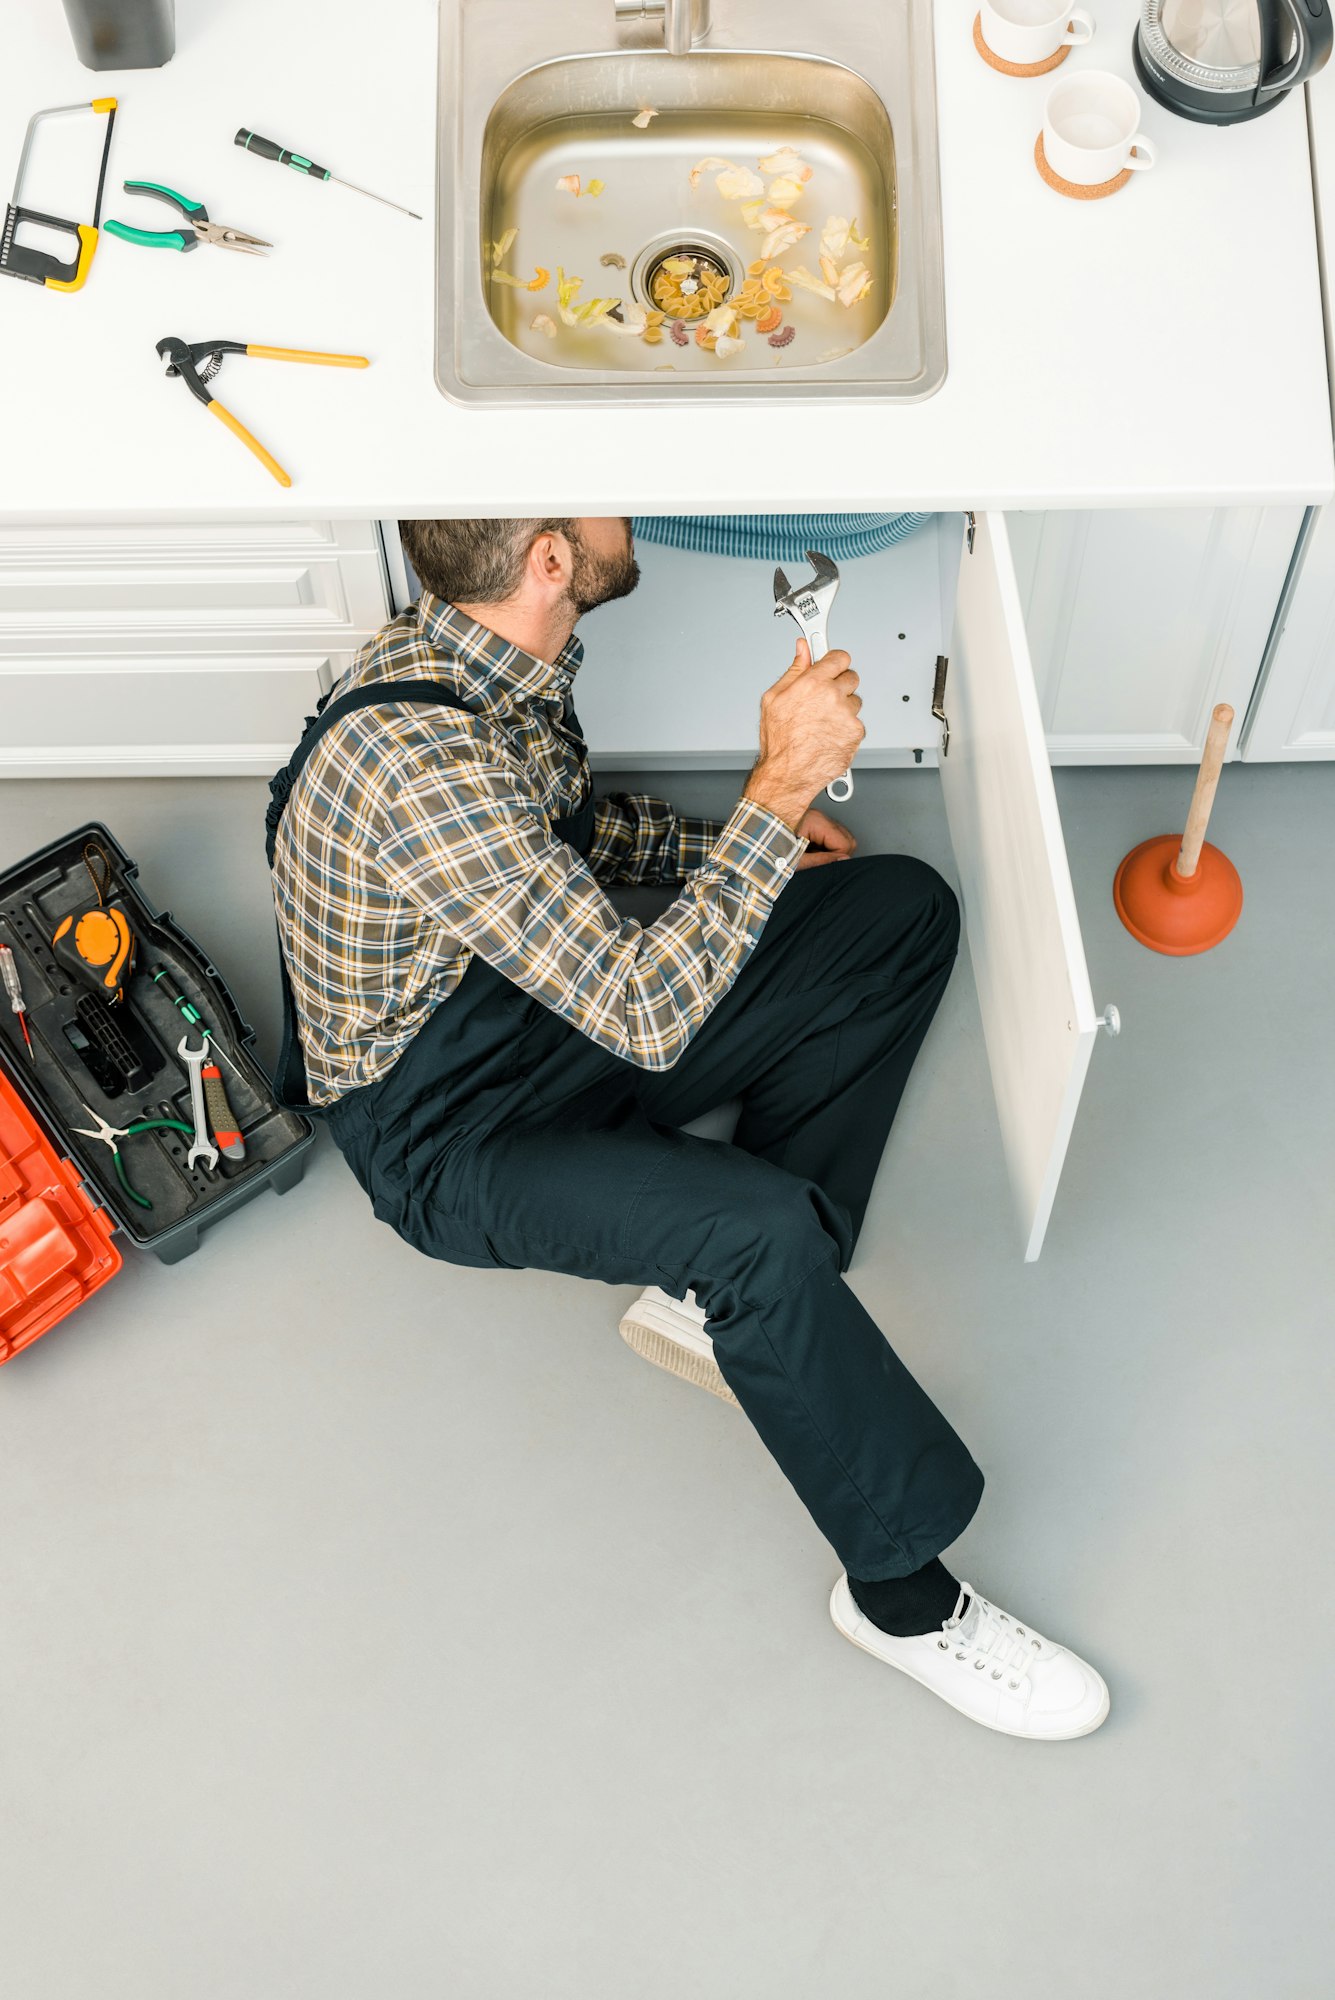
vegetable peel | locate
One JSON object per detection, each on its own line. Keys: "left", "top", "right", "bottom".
{"left": 758, "top": 145, "right": 807, "bottom": 176}
{"left": 717, "top": 165, "right": 764, "bottom": 200}
{"left": 690, "top": 154, "right": 736, "bottom": 189}
{"left": 836, "top": 262, "right": 872, "bottom": 307}
{"left": 760, "top": 218, "right": 809, "bottom": 260}
{"left": 785, "top": 264, "right": 837, "bottom": 302}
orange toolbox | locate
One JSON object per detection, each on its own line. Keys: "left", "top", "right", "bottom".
{"left": 0, "top": 1066, "right": 121, "bottom": 1365}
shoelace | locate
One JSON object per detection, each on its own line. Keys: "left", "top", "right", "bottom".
{"left": 935, "top": 1587, "right": 1043, "bottom": 1694}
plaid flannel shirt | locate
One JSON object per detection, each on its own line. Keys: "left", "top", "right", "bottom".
{"left": 270, "top": 594, "right": 805, "bottom": 1104}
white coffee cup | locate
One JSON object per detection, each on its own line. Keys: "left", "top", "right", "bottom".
{"left": 1043, "top": 71, "right": 1156, "bottom": 185}
{"left": 980, "top": 0, "right": 1094, "bottom": 65}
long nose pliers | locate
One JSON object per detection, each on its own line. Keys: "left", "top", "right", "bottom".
{"left": 104, "top": 181, "right": 270, "bottom": 255}
{"left": 71, "top": 1104, "right": 197, "bottom": 1211}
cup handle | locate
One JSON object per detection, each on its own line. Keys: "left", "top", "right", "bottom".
{"left": 1062, "top": 10, "right": 1095, "bottom": 43}
{"left": 1124, "top": 135, "right": 1157, "bottom": 171}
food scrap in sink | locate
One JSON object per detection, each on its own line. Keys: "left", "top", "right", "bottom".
{"left": 604, "top": 302, "right": 668, "bottom": 345}
{"left": 492, "top": 264, "right": 550, "bottom": 292}
{"left": 555, "top": 175, "right": 606, "bottom": 198}
{"left": 650, "top": 254, "right": 730, "bottom": 321}
{"left": 555, "top": 267, "right": 618, "bottom": 328}
{"left": 631, "top": 107, "right": 658, "bottom": 129}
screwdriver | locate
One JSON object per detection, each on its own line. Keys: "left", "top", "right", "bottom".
{"left": 234, "top": 129, "right": 422, "bottom": 219}
{"left": 0, "top": 943, "right": 35, "bottom": 1061}
{"left": 150, "top": 967, "right": 246, "bottom": 1086}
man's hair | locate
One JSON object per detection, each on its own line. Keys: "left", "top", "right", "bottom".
{"left": 399, "top": 518, "right": 581, "bottom": 606}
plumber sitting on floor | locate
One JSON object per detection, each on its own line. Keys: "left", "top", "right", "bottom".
{"left": 268, "top": 516, "right": 1109, "bottom": 1740}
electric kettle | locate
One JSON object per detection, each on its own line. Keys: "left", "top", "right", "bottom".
{"left": 1134, "top": 0, "right": 1332, "bottom": 122}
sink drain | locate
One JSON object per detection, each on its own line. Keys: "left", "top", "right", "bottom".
{"left": 631, "top": 232, "right": 740, "bottom": 320}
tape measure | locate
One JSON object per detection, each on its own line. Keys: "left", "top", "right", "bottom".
{"left": 51, "top": 840, "right": 136, "bottom": 1003}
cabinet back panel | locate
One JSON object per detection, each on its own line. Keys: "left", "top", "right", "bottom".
{"left": 574, "top": 524, "right": 950, "bottom": 764}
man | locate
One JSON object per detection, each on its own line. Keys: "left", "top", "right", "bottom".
{"left": 270, "top": 517, "right": 1109, "bottom": 1740}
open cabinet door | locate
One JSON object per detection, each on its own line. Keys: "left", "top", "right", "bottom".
{"left": 940, "top": 512, "right": 1099, "bottom": 1260}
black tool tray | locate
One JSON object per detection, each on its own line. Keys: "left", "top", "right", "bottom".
{"left": 0, "top": 822, "right": 314, "bottom": 1263}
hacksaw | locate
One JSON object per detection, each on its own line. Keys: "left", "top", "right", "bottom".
{"left": 1, "top": 98, "right": 118, "bottom": 292}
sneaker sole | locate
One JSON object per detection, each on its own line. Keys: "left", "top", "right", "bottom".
{"left": 829, "top": 1578, "right": 1111, "bottom": 1741}
{"left": 618, "top": 1309, "right": 739, "bottom": 1407}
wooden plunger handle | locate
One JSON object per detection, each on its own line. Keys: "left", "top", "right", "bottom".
{"left": 1177, "top": 704, "right": 1234, "bottom": 879}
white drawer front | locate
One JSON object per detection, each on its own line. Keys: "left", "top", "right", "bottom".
{"left": 0, "top": 655, "right": 341, "bottom": 777}
{"left": 0, "top": 520, "right": 387, "bottom": 777}
{"left": 0, "top": 519, "right": 387, "bottom": 650}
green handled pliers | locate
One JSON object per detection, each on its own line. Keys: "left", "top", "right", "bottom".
{"left": 72, "top": 1105, "right": 197, "bottom": 1210}
{"left": 104, "top": 181, "right": 271, "bottom": 255}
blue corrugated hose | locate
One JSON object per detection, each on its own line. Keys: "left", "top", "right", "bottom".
{"left": 632, "top": 514, "right": 931, "bottom": 563}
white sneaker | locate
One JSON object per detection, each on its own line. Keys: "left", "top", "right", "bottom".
{"left": 618, "top": 1286, "right": 739, "bottom": 1406}
{"left": 829, "top": 1574, "right": 1110, "bottom": 1740}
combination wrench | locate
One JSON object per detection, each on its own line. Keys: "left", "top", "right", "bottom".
{"left": 177, "top": 1032, "right": 219, "bottom": 1171}
{"left": 771, "top": 548, "right": 854, "bottom": 804}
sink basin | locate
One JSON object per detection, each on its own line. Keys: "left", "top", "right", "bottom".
{"left": 437, "top": 0, "right": 946, "bottom": 403}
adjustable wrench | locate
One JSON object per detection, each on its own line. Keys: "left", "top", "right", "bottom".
{"left": 177, "top": 1032, "right": 219, "bottom": 1171}
{"left": 772, "top": 549, "right": 853, "bottom": 804}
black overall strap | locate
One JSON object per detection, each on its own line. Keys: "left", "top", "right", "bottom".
{"left": 266, "top": 678, "right": 479, "bottom": 1111}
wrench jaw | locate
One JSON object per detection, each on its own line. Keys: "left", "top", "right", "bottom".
{"left": 772, "top": 550, "right": 842, "bottom": 657}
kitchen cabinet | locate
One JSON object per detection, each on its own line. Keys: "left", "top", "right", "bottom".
{"left": 571, "top": 509, "right": 1304, "bottom": 769}
{"left": 0, "top": 520, "right": 391, "bottom": 777}
{"left": 0, "top": 503, "right": 1312, "bottom": 1258}
{"left": 1242, "top": 505, "right": 1335, "bottom": 760}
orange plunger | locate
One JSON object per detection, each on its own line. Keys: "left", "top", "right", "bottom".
{"left": 1113, "top": 704, "right": 1243, "bottom": 955}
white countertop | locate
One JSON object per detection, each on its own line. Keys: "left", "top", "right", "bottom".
{"left": 1, "top": 0, "right": 1332, "bottom": 519}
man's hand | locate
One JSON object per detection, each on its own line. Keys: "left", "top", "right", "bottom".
{"left": 795, "top": 807, "right": 857, "bottom": 869}
{"left": 743, "top": 638, "right": 866, "bottom": 832}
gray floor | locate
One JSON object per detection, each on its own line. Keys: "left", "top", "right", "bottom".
{"left": 1, "top": 763, "right": 1333, "bottom": 2000}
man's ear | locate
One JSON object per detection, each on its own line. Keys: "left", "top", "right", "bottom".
{"left": 528, "top": 531, "right": 570, "bottom": 595}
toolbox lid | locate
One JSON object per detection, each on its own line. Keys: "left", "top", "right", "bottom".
{"left": 0, "top": 1066, "right": 121, "bottom": 1364}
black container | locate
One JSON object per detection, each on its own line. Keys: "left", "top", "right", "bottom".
{"left": 60, "top": 0, "right": 175, "bottom": 70}
{"left": 0, "top": 823, "right": 314, "bottom": 1263}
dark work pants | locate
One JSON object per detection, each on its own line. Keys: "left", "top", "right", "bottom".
{"left": 328, "top": 856, "right": 984, "bottom": 1580}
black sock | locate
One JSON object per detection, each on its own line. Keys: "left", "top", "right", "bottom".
{"left": 848, "top": 1557, "right": 966, "bottom": 1637}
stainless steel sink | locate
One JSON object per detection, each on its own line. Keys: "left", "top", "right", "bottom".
{"left": 437, "top": 0, "right": 946, "bottom": 403}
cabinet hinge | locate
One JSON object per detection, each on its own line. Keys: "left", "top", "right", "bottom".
{"left": 932, "top": 655, "right": 950, "bottom": 758}
{"left": 965, "top": 511, "right": 976, "bottom": 554}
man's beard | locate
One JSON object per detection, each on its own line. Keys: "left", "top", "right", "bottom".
{"left": 565, "top": 522, "right": 640, "bottom": 616}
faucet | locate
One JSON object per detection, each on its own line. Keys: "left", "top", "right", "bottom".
{"left": 613, "top": 0, "right": 711, "bottom": 55}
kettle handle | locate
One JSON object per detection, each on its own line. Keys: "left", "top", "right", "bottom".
{"left": 1257, "top": 0, "right": 1334, "bottom": 104}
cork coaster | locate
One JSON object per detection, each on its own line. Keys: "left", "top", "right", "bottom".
{"left": 973, "top": 12, "right": 1072, "bottom": 76}
{"left": 1034, "top": 131, "right": 1135, "bottom": 200}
